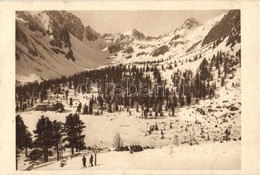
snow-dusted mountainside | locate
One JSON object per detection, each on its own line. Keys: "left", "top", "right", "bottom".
{"left": 16, "top": 10, "right": 241, "bottom": 171}
{"left": 16, "top": 11, "right": 111, "bottom": 84}
{"left": 16, "top": 10, "right": 240, "bottom": 85}
{"left": 16, "top": 10, "right": 241, "bottom": 85}
{"left": 202, "top": 10, "right": 240, "bottom": 46}
{"left": 110, "top": 13, "right": 229, "bottom": 64}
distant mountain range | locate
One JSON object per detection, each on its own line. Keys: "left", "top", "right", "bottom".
{"left": 16, "top": 10, "right": 240, "bottom": 84}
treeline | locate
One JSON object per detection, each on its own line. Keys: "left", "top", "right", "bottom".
{"left": 16, "top": 49, "right": 240, "bottom": 115}
{"left": 16, "top": 64, "right": 159, "bottom": 111}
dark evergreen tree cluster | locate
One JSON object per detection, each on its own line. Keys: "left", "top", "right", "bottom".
{"left": 16, "top": 49, "right": 240, "bottom": 118}
{"left": 63, "top": 113, "right": 86, "bottom": 155}
{"left": 16, "top": 114, "right": 86, "bottom": 163}
{"left": 16, "top": 115, "right": 33, "bottom": 158}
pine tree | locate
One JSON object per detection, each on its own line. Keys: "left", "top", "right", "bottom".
{"left": 77, "top": 102, "right": 82, "bottom": 113}
{"left": 97, "top": 95, "right": 104, "bottom": 108}
{"left": 124, "top": 94, "right": 129, "bottom": 108}
{"left": 65, "top": 90, "right": 69, "bottom": 100}
{"left": 63, "top": 113, "right": 86, "bottom": 155}
{"left": 180, "top": 96, "right": 185, "bottom": 107}
{"left": 114, "top": 98, "right": 119, "bottom": 111}
{"left": 172, "top": 94, "right": 178, "bottom": 116}
{"left": 89, "top": 99, "right": 93, "bottom": 114}
{"left": 33, "top": 116, "right": 54, "bottom": 162}
{"left": 83, "top": 104, "right": 88, "bottom": 114}
{"left": 215, "top": 53, "right": 220, "bottom": 69}
{"left": 108, "top": 102, "right": 112, "bottom": 113}
{"left": 219, "top": 51, "right": 223, "bottom": 65}
{"left": 221, "top": 77, "right": 225, "bottom": 87}
{"left": 16, "top": 115, "right": 32, "bottom": 157}
{"left": 209, "top": 87, "right": 213, "bottom": 99}
{"left": 70, "top": 97, "right": 73, "bottom": 106}
{"left": 52, "top": 120, "right": 63, "bottom": 161}
{"left": 130, "top": 97, "right": 135, "bottom": 108}
{"left": 16, "top": 114, "right": 27, "bottom": 150}
{"left": 186, "top": 93, "right": 191, "bottom": 107}
{"left": 24, "top": 131, "right": 33, "bottom": 157}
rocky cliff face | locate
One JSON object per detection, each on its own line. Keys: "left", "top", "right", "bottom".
{"left": 16, "top": 11, "right": 85, "bottom": 61}
{"left": 84, "top": 25, "right": 102, "bottom": 41}
{"left": 202, "top": 10, "right": 240, "bottom": 46}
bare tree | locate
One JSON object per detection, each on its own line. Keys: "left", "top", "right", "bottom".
{"left": 113, "top": 133, "right": 123, "bottom": 151}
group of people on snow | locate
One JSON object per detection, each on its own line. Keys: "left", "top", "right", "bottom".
{"left": 82, "top": 154, "right": 94, "bottom": 168}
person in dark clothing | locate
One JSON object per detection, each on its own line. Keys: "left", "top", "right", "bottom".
{"left": 89, "top": 155, "right": 94, "bottom": 167}
{"left": 82, "top": 155, "right": 86, "bottom": 168}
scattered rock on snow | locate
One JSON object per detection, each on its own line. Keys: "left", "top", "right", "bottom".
{"left": 230, "top": 106, "right": 239, "bottom": 111}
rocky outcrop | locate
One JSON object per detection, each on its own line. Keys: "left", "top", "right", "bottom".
{"left": 202, "top": 10, "right": 240, "bottom": 46}
{"left": 84, "top": 25, "right": 101, "bottom": 41}
{"left": 151, "top": 45, "right": 169, "bottom": 57}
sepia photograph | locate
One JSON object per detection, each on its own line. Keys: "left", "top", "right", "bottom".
{"left": 14, "top": 9, "right": 242, "bottom": 171}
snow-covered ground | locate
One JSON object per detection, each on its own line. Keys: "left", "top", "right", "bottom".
{"left": 17, "top": 77, "right": 241, "bottom": 170}
{"left": 18, "top": 79, "right": 241, "bottom": 148}
{"left": 16, "top": 11, "right": 241, "bottom": 171}
{"left": 30, "top": 141, "right": 240, "bottom": 171}
{"left": 17, "top": 52, "right": 241, "bottom": 170}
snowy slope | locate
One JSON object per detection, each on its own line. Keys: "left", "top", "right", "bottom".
{"left": 16, "top": 10, "right": 241, "bottom": 171}
{"left": 29, "top": 141, "right": 240, "bottom": 170}
{"left": 70, "top": 33, "right": 111, "bottom": 68}
{"left": 109, "top": 13, "right": 227, "bottom": 65}
{"left": 16, "top": 11, "right": 229, "bottom": 84}
{"left": 16, "top": 11, "right": 112, "bottom": 83}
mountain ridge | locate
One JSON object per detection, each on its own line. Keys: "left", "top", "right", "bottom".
{"left": 16, "top": 10, "right": 240, "bottom": 84}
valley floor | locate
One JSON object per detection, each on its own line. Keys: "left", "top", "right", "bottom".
{"left": 17, "top": 101, "right": 241, "bottom": 170}
{"left": 17, "top": 72, "right": 241, "bottom": 171}
{"left": 28, "top": 141, "right": 240, "bottom": 171}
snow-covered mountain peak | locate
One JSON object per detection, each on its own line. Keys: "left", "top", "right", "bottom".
{"left": 183, "top": 17, "right": 201, "bottom": 26}
{"left": 123, "top": 28, "right": 146, "bottom": 40}
{"left": 176, "top": 17, "right": 201, "bottom": 32}
{"left": 124, "top": 28, "right": 138, "bottom": 35}
{"left": 156, "top": 13, "right": 227, "bottom": 51}
{"left": 16, "top": 10, "right": 240, "bottom": 84}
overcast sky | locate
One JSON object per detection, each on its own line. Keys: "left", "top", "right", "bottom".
{"left": 71, "top": 10, "right": 228, "bottom": 37}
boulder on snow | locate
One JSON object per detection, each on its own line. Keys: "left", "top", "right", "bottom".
{"left": 208, "top": 108, "right": 215, "bottom": 113}
{"left": 230, "top": 106, "right": 239, "bottom": 111}
{"left": 222, "top": 118, "right": 228, "bottom": 123}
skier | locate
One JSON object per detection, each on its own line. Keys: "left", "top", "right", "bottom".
{"left": 82, "top": 155, "right": 86, "bottom": 168}
{"left": 89, "top": 155, "right": 94, "bottom": 167}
